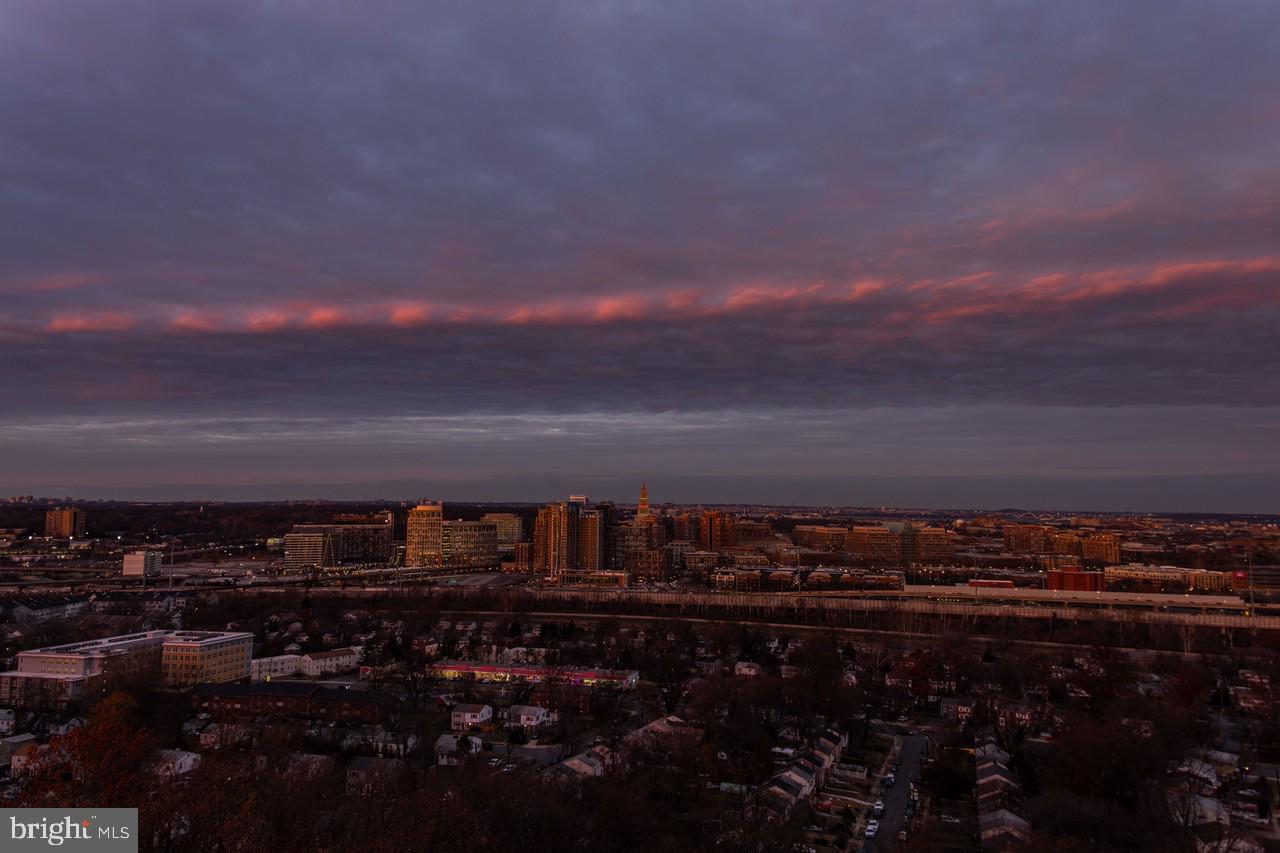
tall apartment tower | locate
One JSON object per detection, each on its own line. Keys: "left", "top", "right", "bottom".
{"left": 45, "top": 506, "right": 87, "bottom": 538}
{"left": 406, "top": 502, "right": 444, "bottom": 568}
{"left": 596, "top": 501, "right": 623, "bottom": 570}
{"left": 637, "top": 483, "right": 650, "bottom": 519}
{"left": 699, "top": 510, "right": 736, "bottom": 551}
{"left": 533, "top": 501, "right": 580, "bottom": 581}
{"left": 578, "top": 510, "right": 603, "bottom": 573}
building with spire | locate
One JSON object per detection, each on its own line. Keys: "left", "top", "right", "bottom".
{"left": 637, "top": 483, "right": 650, "bottom": 519}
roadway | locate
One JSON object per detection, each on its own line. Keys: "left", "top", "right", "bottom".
{"left": 865, "top": 733, "right": 926, "bottom": 852}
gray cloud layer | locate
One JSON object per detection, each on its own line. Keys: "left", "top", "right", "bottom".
{"left": 1, "top": 0, "right": 1278, "bottom": 507}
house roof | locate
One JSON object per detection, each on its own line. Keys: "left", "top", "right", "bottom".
{"left": 192, "top": 681, "right": 388, "bottom": 705}
{"left": 305, "top": 648, "right": 357, "bottom": 660}
{"left": 193, "top": 681, "right": 318, "bottom": 698}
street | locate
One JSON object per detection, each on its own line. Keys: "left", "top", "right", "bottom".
{"left": 865, "top": 734, "right": 926, "bottom": 853}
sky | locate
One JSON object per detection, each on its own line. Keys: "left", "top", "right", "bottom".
{"left": 1, "top": 0, "right": 1278, "bottom": 511}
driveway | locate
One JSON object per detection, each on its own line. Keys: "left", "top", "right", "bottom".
{"left": 864, "top": 733, "right": 926, "bottom": 852}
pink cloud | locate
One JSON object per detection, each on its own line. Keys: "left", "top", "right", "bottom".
{"left": 389, "top": 303, "right": 431, "bottom": 328}
{"left": 45, "top": 311, "right": 134, "bottom": 333}
{"left": 303, "top": 306, "right": 348, "bottom": 329}
{"left": 244, "top": 309, "right": 292, "bottom": 332}
{"left": 591, "top": 294, "right": 649, "bottom": 322}
{"left": 26, "top": 255, "right": 1280, "bottom": 341}
{"left": 169, "top": 311, "right": 221, "bottom": 333}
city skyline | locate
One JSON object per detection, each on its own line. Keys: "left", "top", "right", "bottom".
{"left": 2, "top": 1, "right": 1279, "bottom": 510}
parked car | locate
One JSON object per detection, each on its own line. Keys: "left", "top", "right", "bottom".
{"left": 873, "top": 801, "right": 884, "bottom": 817}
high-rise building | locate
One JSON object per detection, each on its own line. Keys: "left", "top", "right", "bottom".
{"left": 595, "top": 501, "right": 623, "bottom": 570}
{"left": 283, "top": 532, "right": 328, "bottom": 570}
{"left": 900, "top": 525, "right": 954, "bottom": 564}
{"left": 511, "top": 542, "right": 534, "bottom": 573}
{"left": 123, "top": 550, "right": 163, "bottom": 578}
{"left": 45, "top": 506, "right": 86, "bottom": 538}
{"left": 1081, "top": 533, "right": 1121, "bottom": 564}
{"left": 1003, "top": 524, "right": 1052, "bottom": 554}
{"left": 915, "top": 527, "right": 954, "bottom": 563}
{"left": 533, "top": 501, "right": 580, "bottom": 580}
{"left": 440, "top": 521, "right": 499, "bottom": 570}
{"left": 481, "top": 513, "right": 524, "bottom": 553}
{"left": 578, "top": 510, "right": 603, "bottom": 572}
{"left": 848, "top": 526, "right": 901, "bottom": 563}
{"left": 1052, "top": 533, "right": 1083, "bottom": 556}
{"left": 672, "top": 511, "right": 700, "bottom": 542}
{"left": 637, "top": 483, "right": 650, "bottom": 519}
{"left": 160, "top": 631, "right": 254, "bottom": 687}
{"left": 406, "top": 503, "right": 444, "bottom": 568}
{"left": 0, "top": 630, "right": 252, "bottom": 707}
{"left": 283, "top": 517, "right": 393, "bottom": 569}
{"left": 793, "top": 525, "right": 849, "bottom": 551}
{"left": 699, "top": 511, "right": 736, "bottom": 551}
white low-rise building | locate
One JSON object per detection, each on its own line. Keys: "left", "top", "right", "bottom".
{"left": 301, "top": 648, "right": 359, "bottom": 677}
{"left": 251, "top": 654, "right": 302, "bottom": 681}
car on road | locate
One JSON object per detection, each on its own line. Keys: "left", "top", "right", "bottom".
{"left": 941, "top": 815, "right": 962, "bottom": 825}
{"left": 884, "top": 773, "right": 896, "bottom": 787}
{"left": 864, "top": 821, "right": 879, "bottom": 839}
{"left": 873, "top": 801, "right": 884, "bottom": 817}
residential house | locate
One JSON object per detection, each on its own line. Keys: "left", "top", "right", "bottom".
{"left": 451, "top": 703, "right": 493, "bottom": 732}
{"left": 941, "top": 697, "right": 977, "bottom": 722}
{"left": 435, "top": 734, "right": 481, "bottom": 766}
{"left": 978, "top": 809, "right": 1033, "bottom": 851}
{"left": 4, "top": 595, "right": 91, "bottom": 623}
{"left": 506, "top": 704, "right": 550, "bottom": 730}
{"left": 152, "top": 749, "right": 201, "bottom": 780}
